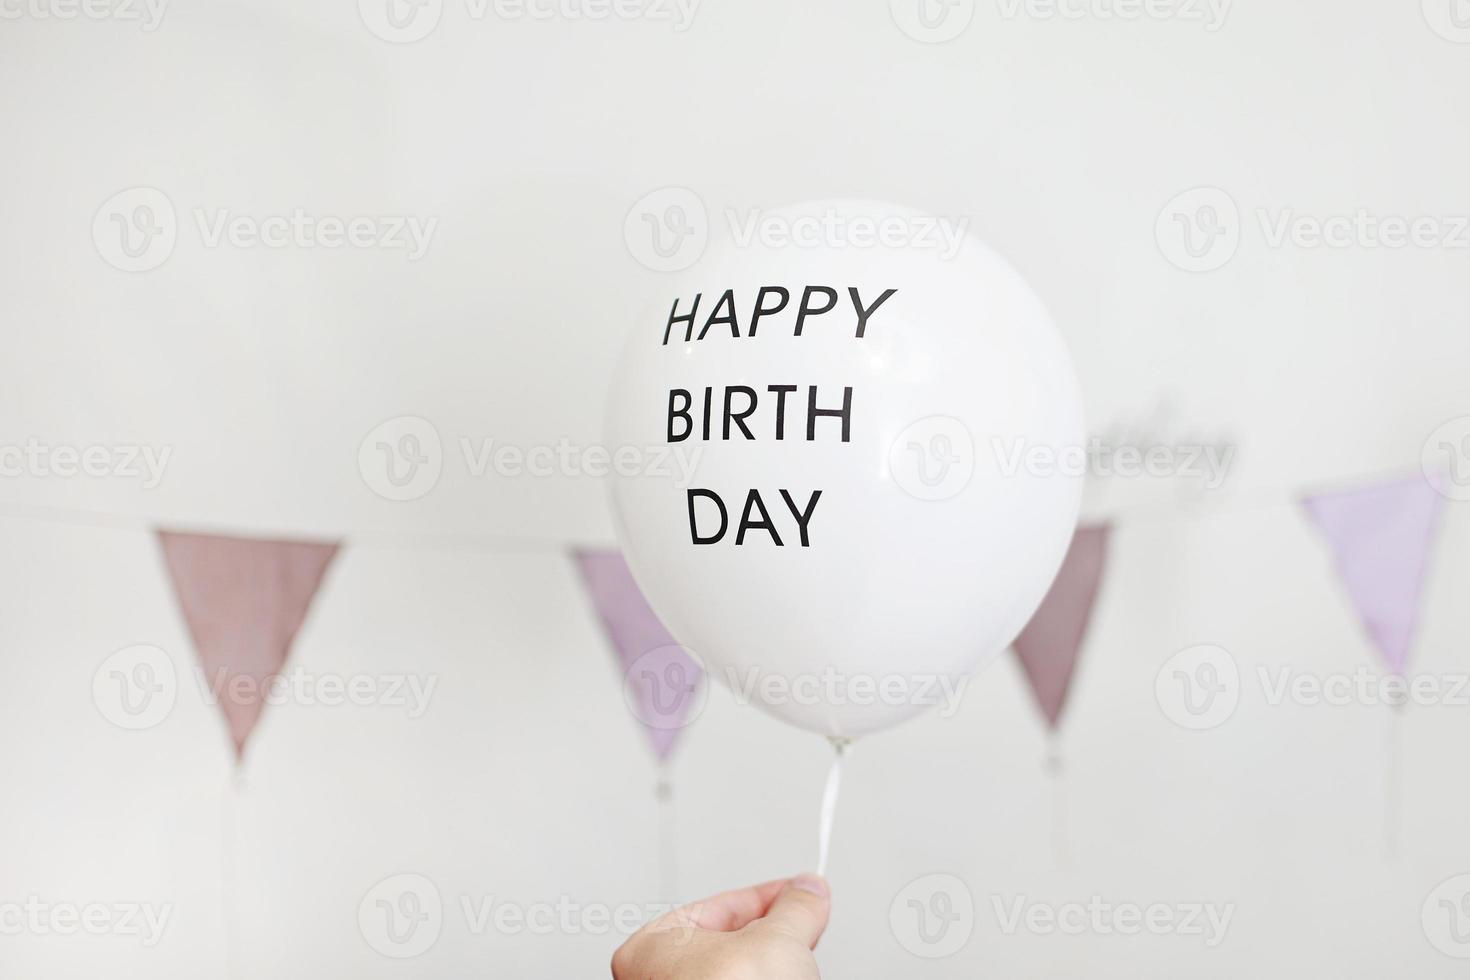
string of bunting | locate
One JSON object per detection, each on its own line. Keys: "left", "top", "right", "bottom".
{"left": 0, "top": 466, "right": 1453, "bottom": 765}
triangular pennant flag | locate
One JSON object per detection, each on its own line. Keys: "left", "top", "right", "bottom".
{"left": 1302, "top": 474, "right": 1445, "bottom": 674}
{"left": 573, "top": 549, "right": 700, "bottom": 763}
{"left": 1012, "top": 525, "right": 1111, "bottom": 730}
{"left": 158, "top": 530, "right": 339, "bottom": 761}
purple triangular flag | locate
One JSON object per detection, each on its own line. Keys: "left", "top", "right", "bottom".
{"left": 573, "top": 549, "right": 701, "bottom": 763}
{"left": 158, "top": 530, "right": 339, "bottom": 761}
{"left": 1012, "top": 525, "right": 1110, "bottom": 730}
{"left": 1302, "top": 474, "right": 1445, "bottom": 674}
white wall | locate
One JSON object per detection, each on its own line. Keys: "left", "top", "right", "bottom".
{"left": 2, "top": 0, "right": 1469, "bottom": 976}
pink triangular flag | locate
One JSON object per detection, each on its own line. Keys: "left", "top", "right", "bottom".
{"left": 1012, "top": 525, "right": 1111, "bottom": 730}
{"left": 1302, "top": 474, "right": 1445, "bottom": 674}
{"left": 158, "top": 530, "right": 339, "bottom": 761}
{"left": 573, "top": 549, "right": 701, "bottom": 763}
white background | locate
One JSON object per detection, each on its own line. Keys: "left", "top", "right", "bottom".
{"left": 1, "top": 0, "right": 1469, "bottom": 976}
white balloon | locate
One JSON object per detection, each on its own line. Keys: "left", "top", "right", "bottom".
{"left": 608, "top": 201, "right": 1085, "bottom": 738}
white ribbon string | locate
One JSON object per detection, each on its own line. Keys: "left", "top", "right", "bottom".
{"left": 816, "top": 739, "right": 850, "bottom": 877}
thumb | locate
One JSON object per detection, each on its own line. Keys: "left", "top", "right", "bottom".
{"left": 758, "top": 874, "right": 831, "bottom": 949}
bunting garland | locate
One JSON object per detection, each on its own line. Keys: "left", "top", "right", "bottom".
{"left": 572, "top": 549, "right": 702, "bottom": 763}
{"left": 157, "top": 530, "right": 340, "bottom": 762}
{"left": 0, "top": 466, "right": 1452, "bottom": 866}
{"left": 1301, "top": 475, "right": 1446, "bottom": 675}
{"left": 1011, "top": 524, "right": 1111, "bottom": 733}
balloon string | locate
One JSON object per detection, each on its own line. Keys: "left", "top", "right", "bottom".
{"left": 221, "top": 769, "right": 245, "bottom": 980}
{"left": 1384, "top": 702, "right": 1402, "bottom": 859}
{"left": 1046, "top": 737, "right": 1069, "bottom": 867}
{"left": 655, "top": 770, "right": 677, "bottom": 904}
{"left": 816, "top": 739, "right": 850, "bottom": 877}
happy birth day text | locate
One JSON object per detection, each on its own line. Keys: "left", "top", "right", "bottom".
{"left": 658, "top": 284, "right": 898, "bottom": 548}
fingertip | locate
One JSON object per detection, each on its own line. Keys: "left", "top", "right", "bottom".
{"left": 789, "top": 872, "right": 829, "bottom": 899}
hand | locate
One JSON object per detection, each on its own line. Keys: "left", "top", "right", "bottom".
{"left": 612, "top": 874, "right": 831, "bottom": 979}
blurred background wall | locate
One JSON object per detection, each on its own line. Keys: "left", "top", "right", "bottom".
{"left": 1, "top": 0, "right": 1468, "bottom": 975}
